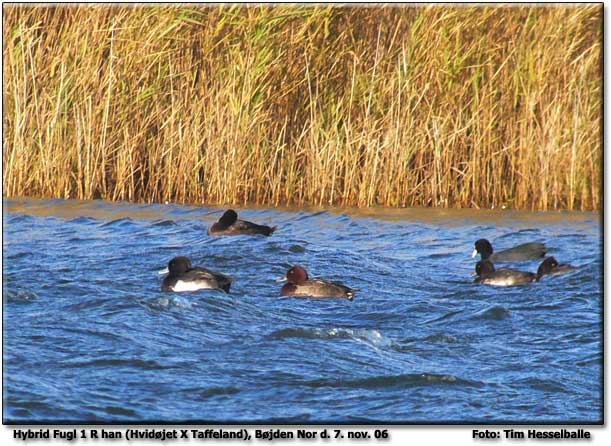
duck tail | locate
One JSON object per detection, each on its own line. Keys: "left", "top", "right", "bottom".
{"left": 219, "top": 276, "right": 232, "bottom": 293}
{"left": 346, "top": 288, "right": 358, "bottom": 301}
{"left": 266, "top": 225, "right": 278, "bottom": 236}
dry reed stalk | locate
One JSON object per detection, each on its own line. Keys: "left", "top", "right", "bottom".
{"left": 2, "top": 5, "right": 602, "bottom": 210}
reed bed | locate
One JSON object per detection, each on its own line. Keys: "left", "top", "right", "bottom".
{"left": 2, "top": 5, "right": 602, "bottom": 210}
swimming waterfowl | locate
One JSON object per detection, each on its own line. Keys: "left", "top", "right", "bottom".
{"left": 280, "top": 265, "right": 357, "bottom": 300}
{"left": 472, "top": 238, "right": 547, "bottom": 262}
{"left": 161, "top": 256, "right": 232, "bottom": 293}
{"left": 208, "top": 209, "right": 277, "bottom": 236}
{"left": 536, "top": 256, "right": 578, "bottom": 278}
{"left": 474, "top": 259, "right": 537, "bottom": 286}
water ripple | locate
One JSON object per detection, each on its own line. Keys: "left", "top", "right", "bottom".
{"left": 302, "top": 373, "right": 485, "bottom": 389}
{"left": 2, "top": 197, "right": 602, "bottom": 423}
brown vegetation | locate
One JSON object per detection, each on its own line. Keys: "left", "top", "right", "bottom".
{"left": 2, "top": 5, "right": 602, "bottom": 210}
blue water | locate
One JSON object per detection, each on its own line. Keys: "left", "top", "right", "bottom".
{"left": 2, "top": 198, "right": 602, "bottom": 423}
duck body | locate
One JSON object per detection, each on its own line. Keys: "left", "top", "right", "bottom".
{"left": 537, "top": 256, "right": 578, "bottom": 278}
{"left": 474, "top": 260, "right": 536, "bottom": 286}
{"left": 280, "top": 266, "right": 356, "bottom": 300}
{"left": 208, "top": 209, "right": 276, "bottom": 236}
{"left": 280, "top": 279, "right": 356, "bottom": 299}
{"left": 472, "top": 238, "right": 546, "bottom": 262}
{"left": 161, "top": 256, "right": 232, "bottom": 293}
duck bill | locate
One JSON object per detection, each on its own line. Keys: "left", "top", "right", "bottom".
{"left": 471, "top": 248, "right": 478, "bottom": 258}
{"left": 157, "top": 267, "right": 169, "bottom": 275}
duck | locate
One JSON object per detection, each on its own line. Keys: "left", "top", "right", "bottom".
{"left": 208, "top": 209, "right": 277, "bottom": 236}
{"left": 161, "top": 256, "right": 232, "bottom": 292}
{"left": 472, "top": 238, "right": 546, "bottom": 262}
{"left": 536, "top": 256, "right": 578, "bottom": 278}
{"left": 474, "top": 259, "right": 537, "bottom": 286}
{"left": 280, "top": 265, "right": 357, "bottom": 300}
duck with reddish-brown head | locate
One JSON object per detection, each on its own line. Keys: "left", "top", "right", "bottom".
{"left": 280, "top": 265, "right": 356, "bottom": 300}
